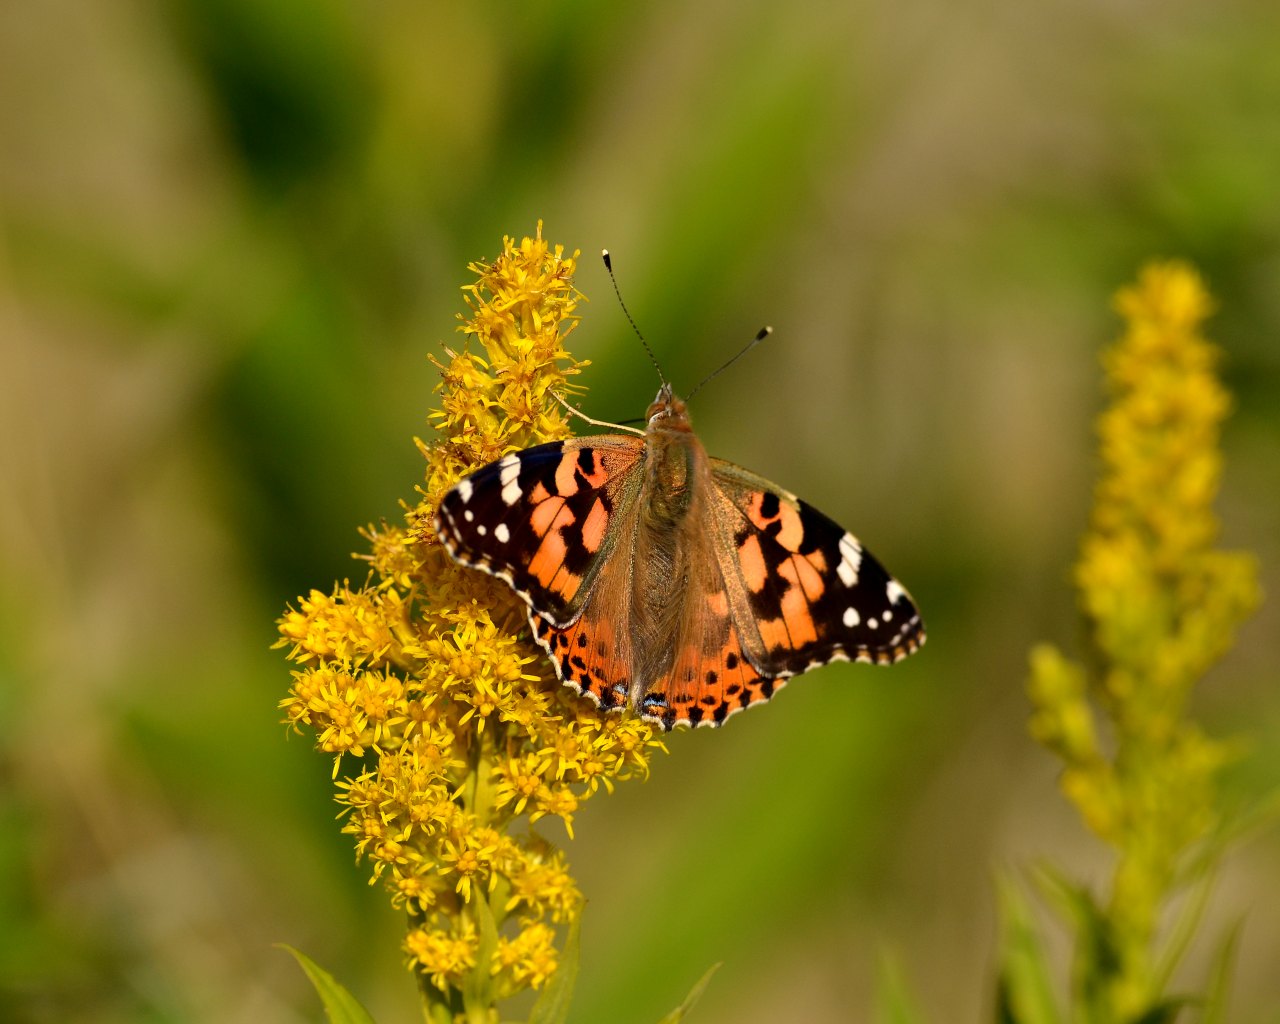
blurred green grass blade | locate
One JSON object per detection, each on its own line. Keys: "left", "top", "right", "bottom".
{"left": 1187, "top": 790, "right": 1280, "bottom": 881}
{"left": 1153, "top": 868, "right": 1216, "bottom": 992}
{"left": 527, "top": 916, "right": 581, "bottom": 1024}
{"left": 996, "top": 876, "right": 1064, "bottom": 1024}
{"left": 655, "top": 962, "right": 720, "bottom": 1024}
{"left": 1202, "top": 921, "right": 1243, "bottom": 1024}
{"left": 574, "top": 680, "right": 939, "bottom": 1023}
{"left": 874, "top": 950, "right": 928, "bottom": 1024}
{"left": 1129, "top": 997, "right": 1194, "bottom": 1024}
{"left": 1029, "top": 865, "right": 1120, "bottom": 1021}
{"left": 278, "top": 944, "right": 377, "bottom": 1024}
{"left": 1029, "top": 863, "right": 1093, "bottom": 926}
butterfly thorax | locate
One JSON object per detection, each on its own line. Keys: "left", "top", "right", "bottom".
{"left": 638, "top": 383, "right": 702, "bottom": 526}
{"left": 638, "top": 383, "right": 704, "bottom": 524}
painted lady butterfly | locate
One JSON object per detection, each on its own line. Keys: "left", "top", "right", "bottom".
{"left": 434, "top": 377, "right": 925, "bottom": 731}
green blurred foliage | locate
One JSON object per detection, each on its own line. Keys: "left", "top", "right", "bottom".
{"left": 1, "top": 1, "right": 1277, "bottom": 1022}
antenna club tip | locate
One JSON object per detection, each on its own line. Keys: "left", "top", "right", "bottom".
{"left": 601, "top": 249, "right": 612, "bottom": 270}
{"left": 758, "top": 325, "right": 774, "bottom": 339}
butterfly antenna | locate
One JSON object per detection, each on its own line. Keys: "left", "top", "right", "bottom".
{"left": 687, "top": 325, "right": 773, "bottom": 401}
{"left": 550, "top": 390, "right": 645, "bottom": 437}
{"left": 602, "top": 250, "right": 667, "bottom": 385}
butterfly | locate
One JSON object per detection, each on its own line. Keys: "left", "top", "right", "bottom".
{"left": 434, "top": 379, "right": 925, "bottom": 731}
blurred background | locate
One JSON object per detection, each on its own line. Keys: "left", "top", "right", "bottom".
{"left": 2, "top": 1, "right": 1278, "bottom": 1021}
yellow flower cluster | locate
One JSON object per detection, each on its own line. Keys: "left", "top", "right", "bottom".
{"left": 1027, "top": 262, "right": 1260, "bottom": 1015}
{"left": 277, "top": 225, "right": 666, "bottom": 1016}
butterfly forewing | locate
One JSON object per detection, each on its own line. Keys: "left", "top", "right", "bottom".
{"left": 708, "top": 460, "right": 925, "bottom": 677}
{"left": 435, "top": 436, "right": 644, "bottom": 627}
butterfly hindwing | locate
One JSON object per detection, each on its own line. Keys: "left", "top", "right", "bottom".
{"left": 435, "top": 436, "right": 644, "bottom": 626}
{"left": 641, "top": 616, "right": 784, "bottom": 730}
{"left": 709, "top": 460, "right": 925, "bottom": 678}
{"left": 531, "top": 603, "right": 633, "bottom": 712}
{"left": 527, "top": 520, "right": 638, "bottom": 711}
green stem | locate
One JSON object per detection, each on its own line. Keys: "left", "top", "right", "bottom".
{"left": 416, "top": 967, "right": 456, "bottom": 1024}
{"left": 458, "top": 726, "right": 502, "bottom": 1023}
{"left": 470, "top": 723, "right": 499, "bottom": 822}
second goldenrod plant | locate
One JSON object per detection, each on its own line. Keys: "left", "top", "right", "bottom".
{"left": 278, "top": 225, "right": 667, "bottom": 1023}
{"left": 1003, "top": 263, "right": 1262, "bottom": 1024}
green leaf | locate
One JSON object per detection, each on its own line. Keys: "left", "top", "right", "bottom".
{"left": 874, "top": 950, "right": 928, "bottom": 1024}
{"left": 995, "top": 875, "right": 1064, "bottom": 1024}
{"left": 1129, "top": 996, "right": 1194, "bottom": 1024}
{"left": 1152, "top": 868, "right": 1217, "bottom": 993}
{"left": 277, "top": 944, "right": 377, "bottom": 1024}
{"left": 1201, "top": 921, "right": 1243, "bottom": 1024}
{"left": 1027, "top": 863, "right": 1082, "bottom": 922}
{"left": 527, "top": 915, "right": 581, "bottom": 1024}
{"left": 1180, "top": 790, "right": 1280, "bottom": 891}
{"left": 655, "top": 962, "right": 721, "bottom": 1024}
{"left": 1029, "top": 865, "right": 1119, "bottom": 1023}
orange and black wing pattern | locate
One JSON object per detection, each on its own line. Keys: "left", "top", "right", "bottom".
{"left": 435, "top": 437, "right": 644, "bottom": 627}
{"left": 709, "top": 460, "right": 925, "bottom": 679}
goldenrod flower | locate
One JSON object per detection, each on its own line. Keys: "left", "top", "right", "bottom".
{"left": 493, "top": 922, "right": 559, "bottom": 994}
{"left": 405, "top": 920, "right": 478, "bottom": 993}
{"left": 278, "top": 224, "right": 668, "bottom": 1017}
{"left": 1023, "top": 261, "right": 1260, "bottom": 1020}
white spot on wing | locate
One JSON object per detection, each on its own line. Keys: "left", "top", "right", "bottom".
{"left": 837, "top": 533, "right": 862, "bottom": 587}
{"left": 457, "top": 478, "right": 473, "bottom": 503}
{"left": 464, "top": 510, "right": 474, "bottom": 522}
{"left": 843, "top": 607, "right": 860, "bottom": 628}
{"left": 886, "top": 580, "right": 906, "bottom": 605}
{"left": 495, "top": 523, "right": 510, "bottom": 543}
{"left": 477, "top": 525, "right": 487, "bottom": 536}
{"left": 499, "top": 454, "right": 523, "bottom": 505}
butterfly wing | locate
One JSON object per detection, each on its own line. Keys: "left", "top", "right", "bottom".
{"left": 528, "top": 540, "right": 638, "bottom": 712}
{"left": 708, "top": 459, "right": 925, "bottom": 678}
{"left": 434, "top": 436, "right": 644, "bottom": 627}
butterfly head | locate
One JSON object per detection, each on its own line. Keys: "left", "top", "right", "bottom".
{"left": 646, "top": 382, "right": 692, "bottom": 433}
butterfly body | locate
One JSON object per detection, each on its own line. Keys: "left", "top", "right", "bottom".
{"left": 435, "top": 384, "right": 924, "bottom": 730}
{"left": 626, "top": 386, "right": 720, "bottom": 709}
